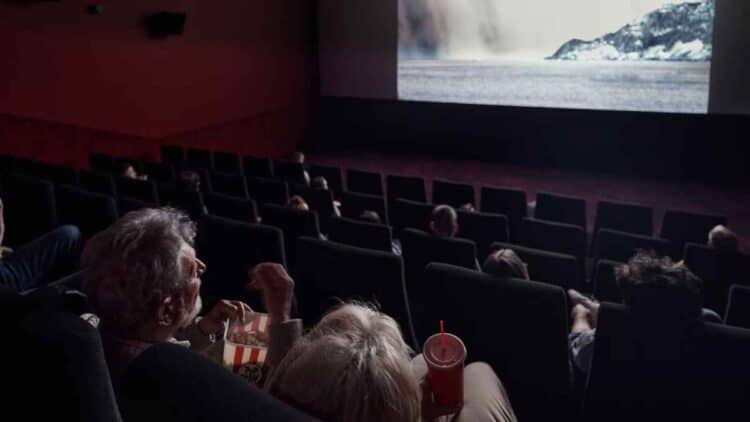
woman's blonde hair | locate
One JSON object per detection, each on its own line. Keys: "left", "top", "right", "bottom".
{"left": 267, "top": 303, "right": 421, "bottom": 422}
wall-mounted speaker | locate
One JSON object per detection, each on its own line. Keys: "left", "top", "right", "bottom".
{"left": 144, "top": 12, "right": 186, "bottom": 39}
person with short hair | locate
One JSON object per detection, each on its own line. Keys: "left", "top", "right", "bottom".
{"left": 118, "top": 160, "right": 147, "bottom": 181}
{"left": 178, "top": 170, "right": 201, "bottom": 193}
{"left": 567, "top": 251, "right": 716, "bottom": 374}
{"left": 310, "top": 176, "right": 328, "bottom": 191}
{"left": 0, "top": 197, "right": 82, "bottom": 292}
{"left": 289, "top": 152, "right": 305, "bottom": 164}
{"left": 459, "top": 203, "right": 476, "bottom": 213}
{"left": 429, "top": 205, "right": 459, "bottom": 238}
{"left": 708, "top": 225, "right": 739, "bottom": 254}
{"left": 483, "top": 249, "right": 529, "bottom": 280}
{"left": 250, "top": 263, "right": 517, "bottom": 422}
{"left": 80, "top": 208, "right": 252, "bottom": 383}
{"left": 358, "top": 210, "right": 382, "bottom": 225}
{"left": 286, "top": 195, "right": 310, "bottom": 212}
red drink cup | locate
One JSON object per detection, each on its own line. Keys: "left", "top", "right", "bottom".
{"left": 423, "top": 333, "right": 467, "bottom": 411}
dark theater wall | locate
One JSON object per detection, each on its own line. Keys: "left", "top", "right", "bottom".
{"left": 0, "top": 0, "right": 315, "bottom": 166}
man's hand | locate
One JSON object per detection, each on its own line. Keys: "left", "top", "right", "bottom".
{"left": 248, "top": 263, "right": 295, "bottom": 324}
{"left": 198, "top": 300, "right": 253, "bottom": 336}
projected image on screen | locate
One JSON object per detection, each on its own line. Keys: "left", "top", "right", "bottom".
{"left": 398, "top": 0, "right": 715, "bottom": 114}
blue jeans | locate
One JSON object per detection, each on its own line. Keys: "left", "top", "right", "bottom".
{"left": 0, "top": 225, "right": 82, "bottom": 292}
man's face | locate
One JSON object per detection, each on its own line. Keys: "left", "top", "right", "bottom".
{"left": 179, "top": 244, "right": 206, "bottom": 327}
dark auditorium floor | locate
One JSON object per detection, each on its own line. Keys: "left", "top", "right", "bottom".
{"left": 310, "top": 151, "right": 750, "bottom": 253}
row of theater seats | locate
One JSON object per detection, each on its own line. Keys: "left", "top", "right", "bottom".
{"left": 4, "top": 150, "right": 750, "bottom": 422}
{"left": 2, "top": 150, "right": 748, "bottom": 316}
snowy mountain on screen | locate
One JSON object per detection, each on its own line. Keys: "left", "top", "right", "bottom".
{"left": 548, "top": 0, "right": 713, "bottom": 61}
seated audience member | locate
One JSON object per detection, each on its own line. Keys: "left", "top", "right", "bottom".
{"left": 567, "top": 251, "right": 720, "bottom": 374}
{"left": 118, "top": 160, "right": 147, "bottom": 181}
{"left": 459, "top": 203, "right": 476, "bottom": 213}
{"left": 80, "top": 208, "right": 252, "bottom": 383}
{"left": 358, "top": 210, "right": 382, "bottom": 225}
{"left": 311, "top": 176, "right": 341, "bottom": 217}
{"left": 0, "top": 197, "right": 82, "bottom": 292}
{"left": 286, "top": 195, "right": 310, "bottom": 212}
{"left": 288, "top": 152, "right": 311, "bottom": 186}
{"left": 708, "top": 225, "right": 739, "bottom": 254}
{"left": 483, "top": 249, "right": 529, "bottom": 280}
{"left": 429, "top": 205, "right": 459, "bottom": 238}
{"left": 178, "top": 170, "right": 201, "bottom": 193}
{"left": 250, "top": 263, "right": 517, "bottom": 422}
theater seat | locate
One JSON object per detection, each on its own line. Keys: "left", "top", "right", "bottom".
{"left": 480, "top": 186, "right": 528, "bottom": 242}
{"left": 3, "top": 174, "right": 58, "bottom": 246}
{"left": 292, "top": 185, "right": 337, "bottom": 233}
{"left": 386, "top": 174, "right": 427, "bottom": 203}
{"left": 261, "top": 204, "right": 320, "bottom": 269}
{"left": 120, "top": 342, "right": 318, "bottom": 422}
{"left": 89, "top": 153, "right": 116, "bottom": 174}
{"left": 340, "top": 190, "right": 388, "bottom": 224}
{"left": 243, "top": 156, "right": 274, "bottom": 179}
{"left": 143, "top": 162, "right": 176, "bottom": 183}
{"left": 432, "top": 179, "right": 475, "bottom": 207}
{"left": 535, "top": 192, "right": 587, "bottom": 231}
{"left": 593, "top": 259, "right": 624, "bottom": 303}
{"left": 247, "top": 177, "right": 290, "bottom": 206}
{"left": 421, "top": 263, "right": 572, "bottom": 422}
{"left": 491, "top": 241, "right": 582, "bottom": 291}
{"left": 725, "top": 285, "right": 750, "bottom": 330}
{"left": 295, "top": 237, "right": 415, "bottom": 348}
{"left": 520, "top": 218, "right": 586, "bottom": 273}
{"left": 160, "top": 145, "right": 185, "bottom": 167}
{"left": 196, "top": 215, "right": 285, "bottom": 311}
{"left": 213, "top": 151, "right": 242, "bottom": 175}
{"left": 205, "top": 192, "right": 259, "bottom": 224}
{"left": 594, "top": 229, "right": 675, "bottom": 263}
{"left": 685, "top": 243, "right": 750, "bottom": 316}
{"left": 390, "top": 198, "right": 434, "bottom": 235}
{"left": 186, "top": 148, "right": 212, "bottom": 170}
{"left": 458, "top": 210, "right": 509, "bottom": 259}
{"left": 594, "top": 200, "right": 653, "bottom": 237}
{"left": 582, "top": 299, "right": 750, "bottom": 422}
{"left": 116, "top": 177, "right": 159, "bottom": 204}
{"left": 79, "top": 170, "right": 117, "bottom": 197}
{"left": 327, "top": 216, "right": 393, "bottom": 252}
{"left": 346, "top": 169, "right": 383, "bottom": 196}
{"left": 210, "top": 172, "right": 249, "bottom": 199}
{"left": 274, "top": 161, "right": 308, "bottom": 186}
{"left": 56, "top": 184, "right": 118, "bottom": 240}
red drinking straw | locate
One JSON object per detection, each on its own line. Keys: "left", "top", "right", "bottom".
{"left": 440, "top": 320, "right": 446, "bottom": 354}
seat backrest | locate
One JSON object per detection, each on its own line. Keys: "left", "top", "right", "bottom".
{"left": 521, "top": 217, "right": 586, "bottom": 260}
{"left": 340, "top": 190, "right": 388, "bottom": 224}
{"left": 243, "top": 156, "right": 274, "bottom": 179}
{"left": 432, "top": 179, "right": 475, "bottom": 207}
{"left": 89, "top": 153, "right": 116, "bottom": 174}
{"left": 213, "top": 151, "right": 241, "bottom": 175}
{"left": 143, "top": 162, "right": 176, "bottom": 183}
{"left": 593, "top": 259, "right": 624, "bottom": 303}
{"left": 583, "top": 302, "right": 750, "bottom": 422}
{"left": 172, "top": 190, "right": 207, "bottom": 220}
{"left": 210, "top": 171, "right": 249, "bottom": 199}
{"left": 261, "top": 204, "right": 320, "bottom": 268}
{"left": 386, "top": 174, "right": 427, "bottom": 203}
{"left": 36, "top": 164, "right": 80, "bottom": 186}
{"left": 292, "top": 185, "right": 336, "bottom": 232}
{"left": 79, "top": 170, "right": 117, "bottom": 197}
{"left": 535, "top": 192, "right": 587, "bottom": 230}
{"left": 6, "top": 310, "right": 122, "bottom": 422}
{"left": 327, "top": 216, "right": 393, "bottom": 252}
{"left": 116, "top": 177, "right": 159, "bottom": 204}
{"left": 121, "top": 342, "right": 318, "bottom": 422}
{"left": 3, "top": 174, "right": 58, "bottom": 246}
{"left": 458, "top": 210, "right": 509, "bottom": 259}
{"left": 295, "top": 237, "right": 415, "bottom": 348}
{"left": 346, "top": 169, "right": 383, "bottom": 196}
{"left": 684, "top": 243, "right": 750, "bottom": 316}
{"left": 491, "top": 241, "right": 582, "bottom": 291}
{"left": 205, "top": 192, "right": 258, "bottom": 224}
{"left": 726, "top": 284, "right": 750, "bottom": 329}
{"left": 56, "top": 184, "right": 118, "bottom": 240}
{"left": 160, "top": 145, "right": 185, "bottom": 166}
{"left": 390, "top": 198, "right": 434, "bottom": 235}
{"left": 480, "top": 186, "right": 528, "bottom": 241}
{"left": 309, "top": 164, "right": 344, "bottom": 195}
{"left": 274, "top": 160, "right": 308, "bottom": 185}
{"left": 247, "top": 177, "right": 290, "bottom": 206}
{"left": 186, "top": 148, "right": 213, "bottom": 170}
{"left": 594, "top": 228, "right": 675, "bottom": 263}
{"left": 421, "top": 264, "right": 571, "bottom": 422}
{"left": 595, "top": 200, "right": 653, "bottom": 237}
{"left": 196, "top": 215, "right": 285, "bottom": 310}
{"left": 660, "top": 210, "right": 728, "bottom": 254}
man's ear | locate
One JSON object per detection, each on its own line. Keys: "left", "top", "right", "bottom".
{"left": 157, "top": 296, "right": 177, "bottom": 326}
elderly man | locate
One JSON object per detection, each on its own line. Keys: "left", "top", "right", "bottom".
{"left": 80, "top": 208, "right": 251, "bottom": 383}
{"left": 708, "top": 225, "right": 740, "bottom": 254}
